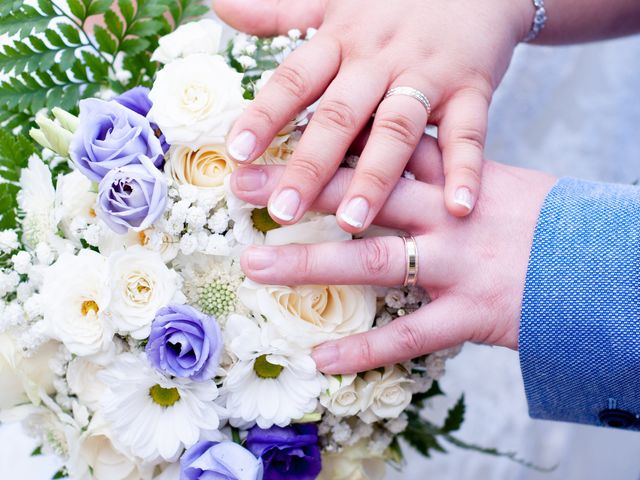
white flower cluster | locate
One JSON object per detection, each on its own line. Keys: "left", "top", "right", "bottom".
{"left": 0, "top": 18, "right": 460, "bottom": 480}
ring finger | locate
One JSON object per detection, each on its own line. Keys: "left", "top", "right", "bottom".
{"left": 241, "top": 235, "right": 457, "bottom": 289}
{"left": 336, "top": 77, "right": 440, "bottom": 232}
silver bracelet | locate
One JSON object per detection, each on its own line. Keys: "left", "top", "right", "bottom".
{"left": 524, "top": 0, "right": 547, "bottom": 42}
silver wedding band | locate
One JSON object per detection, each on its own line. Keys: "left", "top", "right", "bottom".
{"left": 402, "top": 236, "right": 419, "bottom": 287}
{"left": 384, "top": 86, "right": 432, "bottom": 118}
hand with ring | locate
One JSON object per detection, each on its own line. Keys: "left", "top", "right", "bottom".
{"left": 214, "top": 0, "right": 534, "bottom": 230}
{"left": 229, "top": 136, "right": 557, "bottom": 373}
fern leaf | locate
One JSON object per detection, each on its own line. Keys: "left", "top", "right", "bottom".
{"left": 0, "top": 3, "right": 55, "bottom": 37}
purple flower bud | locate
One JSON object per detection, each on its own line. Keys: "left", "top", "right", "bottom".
{"left": 146, "top": 304, "right": 223, "bottom": 381}
{"left": 115, "top": 87, "right": 169, "bottom": 153}
{"left": 181, "top": 440, "right": 263, "bottom": 480}
{"left": 70, "top": 98, "right": 164, "bottom": 182}
{"left": 96, "top": 154, "right": 167, "bottom": 234}
{"left": 246, "top": 424, "right": 321, "bottom": 480}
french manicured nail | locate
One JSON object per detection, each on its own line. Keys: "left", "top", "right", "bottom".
{"left": 244, "top": 247, "right": 277, "bottom": 271}
{"left": 234, "top": 168, "right": 267, "bottom": 192}
{"left": 454, "top": 187, "right": 474, "bottom": 211}
{"left": 228, "top": 130, "right": 256, "bottom": 161}
{"left": 340, "top": 196, "right": 369, "bottom": 229}
{"left": 269, "top": 188, "right": 300, "bottom": 222}
{"left": 312, "top": 343, "right": 338, "bottom": 370}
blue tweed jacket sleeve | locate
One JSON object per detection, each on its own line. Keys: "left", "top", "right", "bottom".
{"left": 519, "top": 177, "right": 640, "bottom": 429}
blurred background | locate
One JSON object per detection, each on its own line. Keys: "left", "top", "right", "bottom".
{"left": 3, "top": 12, "right": 640, "bottom": 480}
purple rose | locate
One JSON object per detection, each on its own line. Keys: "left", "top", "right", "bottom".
{"left": 96, "top": 154, "right": 167, "bottom": 234}
{"left": 146, "top": 304, "right": 223, "bottom": 381}
{"left": 70, "top": 98, "right": 164, "bottom": 182}
{"left": 181, "top": 440, "right": 263, "bottom": 480}
{"left": 116, "top": 87, "right": 169, "bottom": 153}
{"left": 246, "top": 424, "right": 321, "bottom": 480}
{"left": 115, "top": 86, "right": 153, "bottom": 117}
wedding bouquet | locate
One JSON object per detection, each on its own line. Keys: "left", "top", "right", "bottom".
{"left": 0, "top": 3, "right": 473, "bottom": 479}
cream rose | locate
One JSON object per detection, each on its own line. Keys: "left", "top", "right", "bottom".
{"left": 166, "top": 144, "right": 235, "bottom": 202}
{"left": 68, "top": 414, "right": 152, "bottom": 480}
{"left": 238, "top": 215, "right": 375, "bottom": 348}
{"left": 41, "top": 250, "right": 113, "bottom": 357}
{"left": 359, "top": 366, "right": 414, "bottom": 424}
{"left": 151, "top": 19, "right": 223, "bottom": 65}
{"left": 318, "top": 440, "right": 386, "bottom": 480}
{"left": 0, "top": 334, "right": 58, "bottom": 409}
{"left": 106, "top": 246, "right": 182, "bottom": 339}
{"left": 320, "top": 374, "right": 372, "bottom": 417}
{"left": 148, "top": 54, "right": 246, "bottom": 149}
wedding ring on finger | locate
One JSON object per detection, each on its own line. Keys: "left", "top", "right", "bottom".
{"left": 402, "top": 236, "right": 419, "bottom": 287}
{"left": 384, "top": 86, "right": 432, "bottom": 118}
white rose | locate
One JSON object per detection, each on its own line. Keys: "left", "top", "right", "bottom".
{"left": 318, "top": 440, "right": 386, "bottom": 480}
{"left": 320, "top": 374, "right": 371, "bottom": 417}
{"left": 55, "top": 170, "right": 97, "bottom": 239}
{"left": 0, "top": 334, "right": 58, "bottom": 409}
{"left": 148, "top": 54, "right": 246, "bottom": 149}
{"left": 106, "top": 246, "right": 182, "bottom": 339}
{"left": 358, "top": 366, "right": 414, "bottom": 424}
{"left": 238, "top": 215, "right": 375, "bottom": 348}
{"left": 66, "top": 357, "right": 107, "bottom": 412}
{"left": 68, "top": 414, "right": 153, "bottom": 480}
{"left": 152, "top": 19, "right": 223, "bottom": 64}
{"left": 41, "top": 250, "right": 113, "bottom": 357}
{"left": 166, "top": 144, "right": 235, "bottom": 202}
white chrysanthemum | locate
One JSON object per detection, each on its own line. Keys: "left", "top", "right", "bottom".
{"left": 18, "top": 155, "right": 57, "bottom": 248}
{"left": 99, "top": 353, "right": 222, "bottom": 463}
{"left": 177, "top": 254, "right": 244, "bottom": 321}
{"left": 106, "top": 246, "right": 183, "bottom": 339}
{"left": 222, "top": 314, "right": 325, "bottom": 428}
{"left": 40, "top": 250, "right": 113, "bottom": 357}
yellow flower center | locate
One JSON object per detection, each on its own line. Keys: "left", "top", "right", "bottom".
{"left": 81, "top": 300, "right": 99, "bottom": 316}
{"left": 253, "top": 354, "right": 284, "bottom": 379}
{"left": 251, "top": 208, "right": 281, "bottom": 233}
{"left": 149, "top": 384, "right": 181, "bottom": 407}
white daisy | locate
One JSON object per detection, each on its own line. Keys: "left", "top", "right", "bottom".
{"left": 98, "top": 353, "right": 222, "bottom": 463}
{"left": 222, "top": 314, "right": 325, "bottom": 429}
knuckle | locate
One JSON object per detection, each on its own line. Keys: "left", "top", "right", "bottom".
{"left": 250, "top": 103, "right": 278, "bottom": 126}
{"left": 359, "top": 238, "right": 392, "bottom": 277}
{"left": 291, "top": 244, "right": 312, "bottom": 275}
{"left": 360, "top": 167, "right": 394, "bottom": 193}
{"left": 290, "top": 156, "right": 325, "bottom": 181}
{"left": 271, "top": 64, "right": 309, "bottom": 98}
{"left": 392, "top": 321, "right": 424, "bottom": 356}
{"left": 356, "top": 335, "right": 377, "bottom": 368}
{"left": 449, "top": 125, "right": 485, "bottom": 153}
{"left": 314, "top": 99, "right": 358, "bottom": 133}
{"left": 374, "top": 112, "right": 422, "bottom": 148}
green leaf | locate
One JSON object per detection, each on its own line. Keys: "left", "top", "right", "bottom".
{"left": 58, "top": 23, "right": 82, "bottom": 45}
{"left": 118, "top": 0, "right": 135, "bottom": 23}
{"left": 129, "top": 19, "right": 164, "bottom": 37}
{"left": 411, "top": 380, "right": 444, "bottom": 409}
{"left": 104, "top": 10, "right": 125, "bottom": 39}
{"left": 66, "top": 0, "right": 86, "bottom": 20}
{"left": 442, "top": 395, "right": 465, "bottom": 433}
{"left": 30, "top": 446, "right": 43, "bottom": 456}
{"left": 86, "top": 0, "right": 112, "bottom": 16}
{"left": 0, "top": 4, "right": 55, "bottom": 37}
{"left": 0, "top": 129, "right": 36, "bottom": 230}
{"left": 94, "top": 26, "right": 117, "bottom": 55}
{"left": 402, "top": 411, "right": 447, "bottom": 458}
{"left": 52, "top": 468, "right": 68, "bottom": 480}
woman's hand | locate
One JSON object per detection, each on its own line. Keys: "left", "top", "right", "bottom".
{"left": 229, "top": 139, "right": 556, "bottom": 373}
{"left": 214, "top": 0, "right": 533, "bottom": 230}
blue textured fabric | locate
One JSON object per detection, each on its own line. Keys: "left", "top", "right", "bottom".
{"left": 519, "top": 177, "right": 640, "bottom": 427}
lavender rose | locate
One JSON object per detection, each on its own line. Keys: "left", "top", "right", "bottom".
{"left": 96, "top": 154, "right": 167, "bottom": 234}
{"left": 146, "top": 304, "right": 223, "bottom": 381}
{"left": 181, "top": 440, "right": 263, "bottom": 480}
{"left": 115, "top": 87, "right": 169, "bottom": 153}
{"left": 69, "top": 98, "right": 164, "bottom": 182}
{"left": 246, "top": 424, "right": 321, "bottom": 480}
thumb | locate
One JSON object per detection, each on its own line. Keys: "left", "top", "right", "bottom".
{"left": 213, "top": 0, "right": 326, "bottom": 36}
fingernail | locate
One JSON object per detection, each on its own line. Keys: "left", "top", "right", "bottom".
{"left": 269, "top": 188, "right": 300, "bottom": 222}
{"left": 340, "top": 197, "right": 369, "bottom": 229}
{"left": 454, "top": 187, "right": 474, "bottom": 211}
{"left": 234, "top": 168, "right": 267, "bottom": 192}
{"left": 244, "top": 247, "right": 277, "bottom": 271}
{"left": 312, "top": 343, "right": 338, "bottom": 370}
{"left": 228, "top": 131, "right": 256, "bottom": 161}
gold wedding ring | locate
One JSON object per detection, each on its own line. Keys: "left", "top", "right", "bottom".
{"left": 402, "top": 236, "right": 419, "bottom": 287}
{"left": 384, "top": 86, "right": 432, "bottom": 118}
